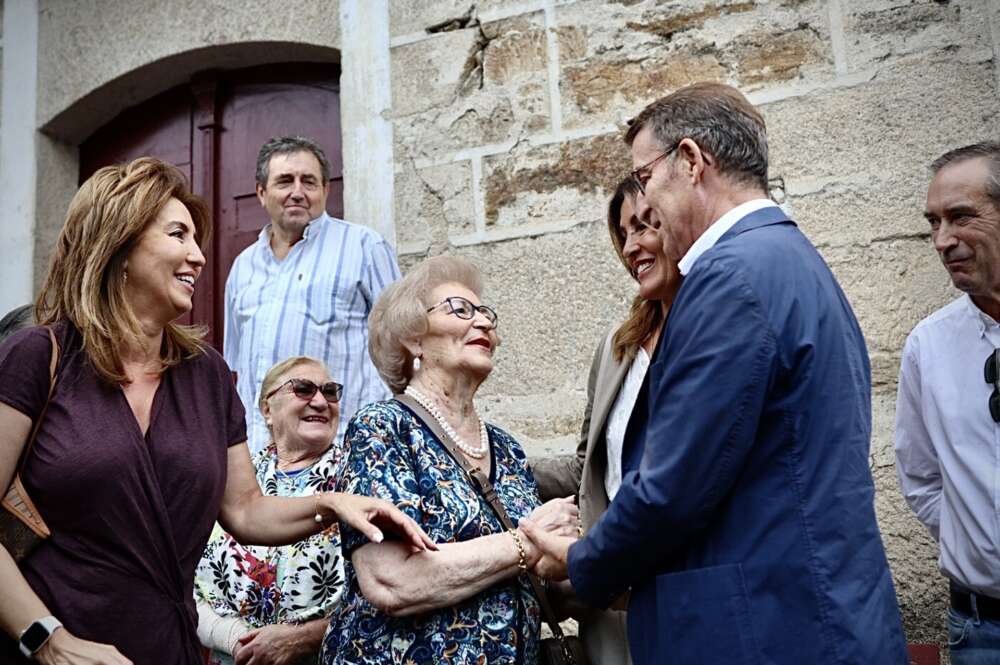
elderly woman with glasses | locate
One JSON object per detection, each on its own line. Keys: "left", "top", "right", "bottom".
{"left": 320, "top": 255, "right": 578, "bottom": 665}
{"left": 195, "top": 356, "right": 347, "bottom": 665}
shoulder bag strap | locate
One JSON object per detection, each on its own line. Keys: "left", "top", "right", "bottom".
{"left": 16, "top": 327, "right": 59, "bottom": 475}
{"left": 393, "top": 394, "right": 570, "bottom": 643}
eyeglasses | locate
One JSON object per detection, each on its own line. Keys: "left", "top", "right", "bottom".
{"left": 985, "top": 350, "right": 1000, "bottom": 422}
{"left": 426, "top": 296, "right": 498, "bottom": 327}
{"left": 630, "top": 142, "right": 679, "bottom": 196}
{"left": 265, "top": 378, "right": 343, "bottom": 403}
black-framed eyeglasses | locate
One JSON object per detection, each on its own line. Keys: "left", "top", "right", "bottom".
{"left": 426, "top": 296, "right": 498, "bottom": 327}
{"left": 985, "top": 350, "right": 1000, "bottom": 422}
{"left": 630, "top": 142, "right": 679, "bottom": 196}
{"left": 265, "top": 378, "right": 343, "bottom": 403}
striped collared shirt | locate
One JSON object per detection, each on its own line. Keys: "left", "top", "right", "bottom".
{"left": 224, "top": 212, "right": 400, "bottom": 454}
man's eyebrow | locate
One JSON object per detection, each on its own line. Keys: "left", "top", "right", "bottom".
{"left": 944, "top": 204, "right": 978, "bottom": 216}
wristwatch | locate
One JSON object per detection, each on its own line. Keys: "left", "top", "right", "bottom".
{"left": 18, "top": 616, "right": 62, "bottom": 658}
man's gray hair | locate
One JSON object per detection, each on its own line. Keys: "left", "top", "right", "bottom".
{"left": 931, "top": 142, "right": 1000, "bottom": 211}
{"left": 625, "top": 82, "right": 769, "bottom": 193}
{"left": 256, "top": 136, "right": 332, "bottom": 187}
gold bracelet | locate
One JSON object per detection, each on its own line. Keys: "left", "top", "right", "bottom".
{"left": 509, "top": 528, "right": 528, "bottom": 572}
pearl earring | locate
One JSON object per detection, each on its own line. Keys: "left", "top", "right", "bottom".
{"left": 413, "top": 356, "right": 421, "bottom": 371}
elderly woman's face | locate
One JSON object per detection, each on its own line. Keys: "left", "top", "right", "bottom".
{"left": 263, "top": 362, "right": 339, "bottom": 451}
{"left": 420, "top": 282, "right": 498, "bottom": 380}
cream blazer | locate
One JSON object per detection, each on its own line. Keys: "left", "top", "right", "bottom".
{"left": 531, "top": 331, "right": 633, "bottom": 665}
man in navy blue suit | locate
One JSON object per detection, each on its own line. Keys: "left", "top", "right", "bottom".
{"left": 522, "top": 83, "right": 908, "bottom": 664}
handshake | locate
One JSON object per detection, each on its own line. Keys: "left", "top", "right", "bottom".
{"left": 515, "top": 496, "right": 582, "bottom": 582}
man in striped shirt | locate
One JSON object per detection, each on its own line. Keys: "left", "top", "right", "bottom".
{"left": 224, "top": 136, "right": 401, "bottom": 454}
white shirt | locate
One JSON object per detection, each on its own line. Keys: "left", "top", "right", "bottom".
{"left": 678, "top": 199, "right": 777, "bottom": 276}
{"left": 224, "top": 212, "right": 399, "bottom": 454}
{"left": 604, "top": 348, "right": 651, "bottom": 501}
{"left": 895, "top": 294, "right": 1000, "bottom": 596}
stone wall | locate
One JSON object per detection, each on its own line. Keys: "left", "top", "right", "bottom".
{"left": 388, "top": 0, "right": 1000, "bottom": 651}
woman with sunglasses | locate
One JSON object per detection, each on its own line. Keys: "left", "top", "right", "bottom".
{"left": 195, "top": 356, "right": 347, "bottom": 665}
{"left": 0, "top": 158, "right": 432, "bottom": 665}
{"left": 320, "top": 255, "right": 579, "bottom": 665}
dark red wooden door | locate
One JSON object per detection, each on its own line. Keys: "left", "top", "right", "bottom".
{"left": 79, "top": 64, "right": 342, "bottom": 349}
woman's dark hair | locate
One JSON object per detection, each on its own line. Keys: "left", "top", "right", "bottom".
{"left": 605, "top": 178, "right": 663, "bottom": 363}
{"left": 0, "top": 304, "right": 34, "bottom": 343}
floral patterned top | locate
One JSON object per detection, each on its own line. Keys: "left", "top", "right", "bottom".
{"left": 195, "top": 444, "right": 346, "bottom": 665}
{"left": 320, "top": 400, "right": 542, "bottom": 665}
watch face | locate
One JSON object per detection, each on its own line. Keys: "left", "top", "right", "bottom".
{"left": 20, "top": 622, "right": 51, "bottom": 652}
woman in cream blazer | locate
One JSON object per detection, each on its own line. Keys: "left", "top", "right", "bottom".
{"left": 532, "top": 177, "right": 682, "bottom": 665}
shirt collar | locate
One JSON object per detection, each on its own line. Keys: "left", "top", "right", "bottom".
{"left": 258, "top": 211, "right": 329, "bottom": 248}
{"left": 677, "top": 199, "right": 778, "bottom": 276}
{"left": 963, "top": 294, "right": 1000, "bottom": 338}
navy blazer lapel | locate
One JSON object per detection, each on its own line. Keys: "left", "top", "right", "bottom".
{"left": 720, "top": 204, "right": 793, "bottom": 243}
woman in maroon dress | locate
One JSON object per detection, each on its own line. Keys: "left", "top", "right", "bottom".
{"left": 0, "top": 158, "right": 433, "bottom": 665}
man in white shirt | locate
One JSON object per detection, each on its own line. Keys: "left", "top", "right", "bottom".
{"left": 896, "top": 141, "right": 1000, "bottom": 663}
{"left": 224, "top": 136, "right": 400, "bottom": 453}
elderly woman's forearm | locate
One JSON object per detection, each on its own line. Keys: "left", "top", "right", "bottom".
{"left": 354, "top": 532, "right": 524, "bottom": 616}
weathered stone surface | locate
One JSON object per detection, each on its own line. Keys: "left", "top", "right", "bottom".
{"left": 817, "top": 238, "right": 955, "bottom": 390}
{"left": 482, "top": 15, "right": 547, "bottom": 86}
{"left": 766, "top": 56, "right": 1000, "bottom": 194}
{"left": 391, "top": 28, "right": 484, "bottom": 118}
{"left": 482, "top": 132, "right": 631, "bottom": 228}
{"left": 390, "top": 11, "right": 551, "bottom": 164}
{"left": 870, "top": 393, "right": 945, "bottom": 646}
{"left": 388, "top": 0, "right": 516, "bottom": 38}
{"left": 843, "top": 0, "right": 991, "bottom": 73}
{"left": 556, "top": 0, "right": 833, "bottom": 130}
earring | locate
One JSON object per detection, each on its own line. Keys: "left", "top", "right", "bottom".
{"left": 123, "top": 271, "right": 128, "bottom": 283}
{"left": 413, "top": 356, "right": 421, "bottom": 371}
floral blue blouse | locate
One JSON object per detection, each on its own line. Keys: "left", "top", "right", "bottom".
{"left": 320, "top": 400, "right": 542, "bottom": 665}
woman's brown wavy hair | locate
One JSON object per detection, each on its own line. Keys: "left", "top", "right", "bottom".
{"left": 35, "top": 157, "right": 211, "bottom": 384}
{"left": 606, "top": 177, "right": 663, "bottom": 363}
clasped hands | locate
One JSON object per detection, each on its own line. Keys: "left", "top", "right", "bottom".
{"left": 516, "top": 496, "right": 581, "bottom": 582}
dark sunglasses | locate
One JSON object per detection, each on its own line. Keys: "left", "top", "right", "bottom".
{"left": 265, "top": 378, "right": 343, "bottom": 404}
{"left": 984, "top": 350, "right": 1000, "bottom": 422}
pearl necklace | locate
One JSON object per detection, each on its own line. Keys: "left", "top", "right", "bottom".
{"left": 404, "top": 385, "right": 489, "bottom": 459}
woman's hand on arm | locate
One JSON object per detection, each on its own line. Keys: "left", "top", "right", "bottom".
{"left": 219, "top": 443, "right": 435, "bottom": 552}
{"left": 0, "top": 403, "right": 130, "bottom": 665}
{"left": 327, "top": 493, "right": 437, "bottom": 553}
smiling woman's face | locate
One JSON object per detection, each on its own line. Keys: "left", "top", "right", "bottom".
{"left": 418, "top": 282, "right": 499, "bottom": 381}
{"left": 263, "top": 362, "right": 339, "bottom": 453}
{"left": 618, "top": 195, "right": 681, "bottom": 303}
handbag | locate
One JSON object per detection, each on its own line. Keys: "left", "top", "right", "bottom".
{"left": 395, "top": 394, "right": 591, "bottom": 665}
{"left": 0, "top": 327, "right": 59, "bottom": 562}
